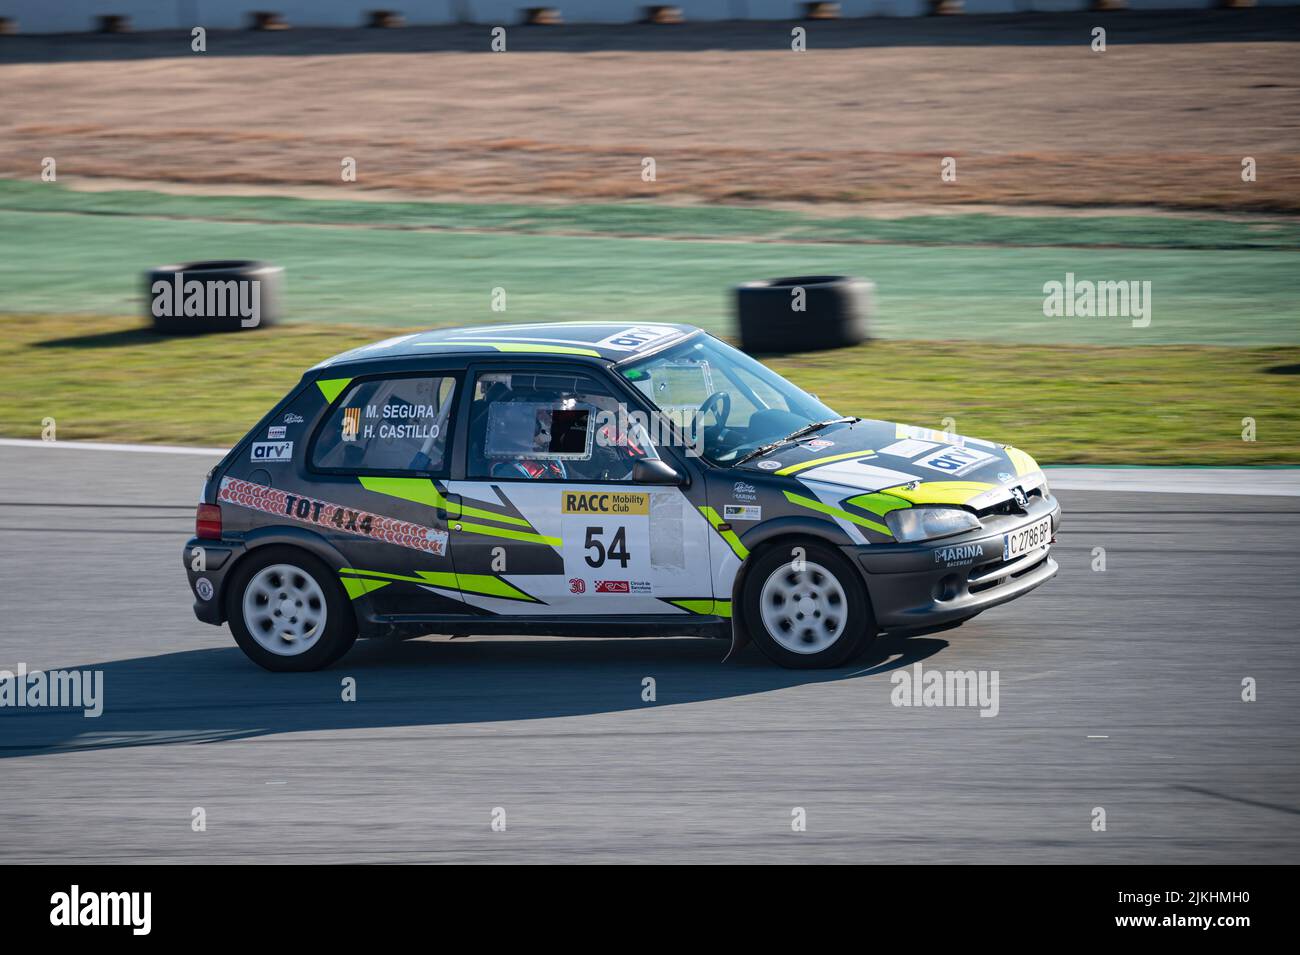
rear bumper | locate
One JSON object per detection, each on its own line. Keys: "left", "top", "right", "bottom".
{"left": 183, "top": 537, "right": 242, "bottom": 625}
{"left": 848, "top": 496, "right": 1061, "bottom": 633}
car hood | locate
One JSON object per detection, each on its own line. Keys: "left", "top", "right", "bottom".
{"left": 735, "top": 419, "right": 1045, "bottom": 509}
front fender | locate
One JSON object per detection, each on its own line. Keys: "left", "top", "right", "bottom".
{"left": 723, "top": 516, "right": 856, "bottom": 662}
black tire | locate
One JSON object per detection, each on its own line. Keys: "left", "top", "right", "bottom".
{"left": 741, "top": 540, "right": 878, "bottom": 669}
{"left": 734, "top": 275, "right": 872, "bottom": 355}
{"left": 146, "top": 259, "right": 283, "bottom": 335}
{"left": 225, "top": 546, "right": 356, "bottom": 672}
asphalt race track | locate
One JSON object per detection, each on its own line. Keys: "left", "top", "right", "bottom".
{"left": 1, "top": 444, "right": 1297, "bottom": 864}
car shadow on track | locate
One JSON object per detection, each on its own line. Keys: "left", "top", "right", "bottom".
{"left": 0, "top": 635, "right": 947, "bottom": 758}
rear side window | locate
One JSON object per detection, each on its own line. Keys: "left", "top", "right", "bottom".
{"left": 312, "top": 375, "right": 456, "bottom": 474}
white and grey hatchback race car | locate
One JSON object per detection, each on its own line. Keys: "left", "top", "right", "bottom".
{"left": 184, "top": 322, "right": 1059, "bottom": 670}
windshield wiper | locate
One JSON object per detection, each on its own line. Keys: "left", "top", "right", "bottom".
{"left": 733, "top": 417, "right": 859, "bottom": 467}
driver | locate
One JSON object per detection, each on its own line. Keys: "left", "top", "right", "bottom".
{"left": 593, "top": 415, "right": 646, "bottom": 473}
{"left": 490, "top": 457, "right": 568, "bottom": 480}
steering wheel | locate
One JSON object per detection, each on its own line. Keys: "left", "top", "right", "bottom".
{"left": 698, "top": 390, "right": 732, "bottom": 431}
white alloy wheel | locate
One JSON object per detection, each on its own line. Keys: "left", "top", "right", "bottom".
{"left": 241, "top": 563, "right": 328, "bottom": 656}
{"left": 758, "top": 559, "right": 849, "bottom": 654}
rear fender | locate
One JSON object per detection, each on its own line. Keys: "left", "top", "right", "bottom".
{"left": 221, "top": 526, "right": 369, "bottom": 632}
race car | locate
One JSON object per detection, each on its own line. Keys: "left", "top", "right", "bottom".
{"left": 184, "top": 322, "right": 1060, "bottom": 671}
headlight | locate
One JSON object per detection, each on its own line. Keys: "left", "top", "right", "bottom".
{"left": 885, "top": 506, "right": 983, "bottom": 543}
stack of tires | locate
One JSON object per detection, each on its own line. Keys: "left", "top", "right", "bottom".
{"left": 735, "top": 275, "right": 873, "bottom": 355}
{"left": 146, "top": 260, "right": 283, "bottom": 334}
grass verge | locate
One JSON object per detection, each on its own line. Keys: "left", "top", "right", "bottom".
{"left": 3, "top": 209, "right": 1298, "bottom": 346}
{"left": 2, "top": 314, "right": 1296, "bottom": 465}
{"left": 3, "top": 181, "right": 1299, "bottom": 250}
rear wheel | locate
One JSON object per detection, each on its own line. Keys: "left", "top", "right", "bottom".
{"left": 742, "top": 540, "right": 876, "bottom": 669}
{"left": 226, "top": 546, "right": 356, "bottom": 671}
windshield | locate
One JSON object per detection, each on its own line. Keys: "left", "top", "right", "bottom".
{"left": 620, "top": 334, "right": 839, "bottom": 466}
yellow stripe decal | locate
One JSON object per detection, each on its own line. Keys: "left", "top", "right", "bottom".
{"left": 340, "top": 575, "right": 390, "bottom": 600}
{"left": 774, "top": 449, "right": 875, "bottom": 476}
{"left": 359, "top": 476, "right": 532, "bottom": 527}
{"left": 414, "top": 342, "right": 601, "bottom": 357}
{"left": 454, "top": 520, "right": 561, "bottom": 547}
{"left": 666, "top": 598, "right": 732, "bottom": 618}
{"left": 845, "top": 491, "right": 911, "bottom": 517}
{"left": 341, "top": 567, "right": 537, "bottom": 602}
{"left": 1004, "top": 446, "right": 1039, "bottom": 477}
{"left": 699, "top": 505, "right": 749, "bottom": 560}
{"left": 881, "top": 481, "right": 997, "bottom": 507}
{"left": 783, "top": 491, "right": 891, "bottom": 536}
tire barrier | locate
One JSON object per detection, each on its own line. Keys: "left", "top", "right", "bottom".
{"left": 522, "top": 7, "right": 563, "bottom": 24}
{"left": 643, "top": 6, "right": 684, "bottom": 23}
{"left": 249, "top": 11, "right": 290, "bottom": 30}
{"left": 366, "top": 10, "right": 404, "bottom": 28}
{"left": 146, "top": 260, "right": 283, "bottom": 335}
{"left": 735, "top": 274, "right": 873, "bottom": 355}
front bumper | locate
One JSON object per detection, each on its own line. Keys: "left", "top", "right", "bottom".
{"left": 848, "top": 495, "right": 1061, "bottom": 633}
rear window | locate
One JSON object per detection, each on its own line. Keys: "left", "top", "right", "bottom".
{"left": 312, "top": 375, "right": 457, "bottom": 474}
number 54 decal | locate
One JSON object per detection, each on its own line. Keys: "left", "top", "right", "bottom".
{"left": 584, "top": 526, "right": 630, "bottom": 568}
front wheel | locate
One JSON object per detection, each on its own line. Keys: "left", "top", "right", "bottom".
{"left": 226, "top": 546, "right": 357, "bottom": 671}
{"left": 742, "top": 540, "right": 877, "bottom": 669}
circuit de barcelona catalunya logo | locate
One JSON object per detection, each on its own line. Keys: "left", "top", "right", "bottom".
{"left": 218, "top": 477, "right": 449, "bottom": 556}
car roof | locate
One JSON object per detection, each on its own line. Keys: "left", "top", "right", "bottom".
{"left": 314, "top": 322, "right": 700, "bottom": 370}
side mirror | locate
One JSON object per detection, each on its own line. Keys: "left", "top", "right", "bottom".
{"left": 632, "top": 458, "right": 685, "bottom": 485}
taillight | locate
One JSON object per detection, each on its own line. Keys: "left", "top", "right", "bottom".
{"left": 196, "top": 503, "right": 222, "bottom": 540}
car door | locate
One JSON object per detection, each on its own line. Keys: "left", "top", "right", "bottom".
{"left": 304, "top": 368, "right": 467, "bottom": 615}
{"left": 442, "top": 362, "right": 716, "bottom": 616}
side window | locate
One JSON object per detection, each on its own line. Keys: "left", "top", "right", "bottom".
{"left": 312, "top": 375, "right": 456, "bottom": 474}
{"left": 468, "top": 370, "right": 657, "bottom": 482}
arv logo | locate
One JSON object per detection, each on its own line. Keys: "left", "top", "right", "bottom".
{"left": 594, "top": 325, "right": 676, "bottom": 352}
{"left": 251, "top": 441, "right": 293, "bottom": 462}
{"left": 50, "top": 885, "right": 151, "bottom": 935}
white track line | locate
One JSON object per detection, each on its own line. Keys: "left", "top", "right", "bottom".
{"left": 0, "top": 438, "right": 226, "bottom": 456}
{"left": 1045, "top": 467, "right": 1300, "bottom": 497}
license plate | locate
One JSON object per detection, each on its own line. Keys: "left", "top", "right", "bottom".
{"left": 1003, "top": 516, "right": 1052, "bottom": 561}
